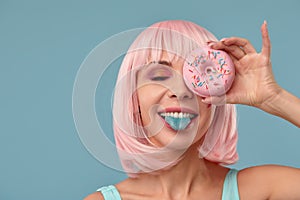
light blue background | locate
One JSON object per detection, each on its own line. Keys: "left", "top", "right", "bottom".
{"left": 1, "top": 0, "right": 299, "bottom": 199}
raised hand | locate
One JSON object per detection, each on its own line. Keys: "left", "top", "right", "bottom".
{"left": 203, "top": 21, "right": 281, "bottom": 108}
{"left": 203, "top": 21, "right": 300, "bottom": 127}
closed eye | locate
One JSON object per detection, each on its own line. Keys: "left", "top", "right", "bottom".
{"left": 151, "top": 76, "right": 170, "bottom": 81}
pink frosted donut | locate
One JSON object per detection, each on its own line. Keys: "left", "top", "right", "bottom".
{"left": 183, "top": 46, "right": 235, "bottom": 97}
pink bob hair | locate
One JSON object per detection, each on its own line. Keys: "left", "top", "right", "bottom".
{"left": 113, "top": 20, "right": 238, "bottom": 177}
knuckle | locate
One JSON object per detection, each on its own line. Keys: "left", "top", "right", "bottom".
{"left": 243, "top": 39, "right": 250, "bottom": 44}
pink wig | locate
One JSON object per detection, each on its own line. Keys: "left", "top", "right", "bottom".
{"left": 113, "top": 20, "right": 238, "bottom": 177}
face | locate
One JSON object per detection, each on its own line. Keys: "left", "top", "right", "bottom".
{"left": 136, "top": 52, "right": 214, "bottom": 149}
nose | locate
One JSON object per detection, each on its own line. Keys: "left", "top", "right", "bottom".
{"left": 167, "top": 76, "right": 194, "bottom": 100}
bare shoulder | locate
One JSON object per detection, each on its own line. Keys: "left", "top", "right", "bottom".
{"left": 83, "top": 192, "right": 103, "bottom": 200}
{"left": 238, "top": 165, "right": 300, "bottom": 200}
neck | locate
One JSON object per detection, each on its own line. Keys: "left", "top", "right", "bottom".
{"left": 137, "top": 142, "right": 228, "bottom": 199}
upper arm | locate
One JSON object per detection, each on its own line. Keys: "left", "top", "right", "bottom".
{"left": 84, "top": 192, "right": 104, "bottom": 200}
{"left": 267, "top": 165, "right": 300, "bottom": 199}
{"left": 238, "top": 165, "right": 300, "bottom": 200}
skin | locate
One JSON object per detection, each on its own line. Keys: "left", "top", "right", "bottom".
{"left": 85, "top": 21, "right": 300, "bottom": 200}
{"left": 136, "top": 58, "right": 213, "bottom": 149}
{"left": 204, "top": 21, "right": 300, "bottom": 128}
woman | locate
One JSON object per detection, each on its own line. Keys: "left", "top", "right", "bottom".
{"left": 85, "top": 20, "right": 300, "bottom": 200}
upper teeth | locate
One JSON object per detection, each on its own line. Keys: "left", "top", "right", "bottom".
{"left": 159, "top": 112, "right": 195, "bottom": 118}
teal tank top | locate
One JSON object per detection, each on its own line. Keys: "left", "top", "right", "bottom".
{"left": 97, "top": 169, "right": 240, "bottom": 200}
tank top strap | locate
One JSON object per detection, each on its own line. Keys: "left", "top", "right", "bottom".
{"left": 96, "top": 170, "right": 239, "bottom": 200}
{"left": 97, "top": 185, "right": 122, "bottom": 200}
{"left": 222, "top": 169, "right": 240, "bottom": 200}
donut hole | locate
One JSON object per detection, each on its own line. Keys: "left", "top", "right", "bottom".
{"left": 205, "top": 66, "right": 215, "bottom": 75}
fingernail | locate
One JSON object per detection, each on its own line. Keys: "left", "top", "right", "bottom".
{"left": 207, "top": 42, "right": 215, "bottom": 48}
{"left": 220, "top": 38, "right": 227, "bottom": 42}
{"left": 263, "top": 20, "right": 268, "bottom": 29}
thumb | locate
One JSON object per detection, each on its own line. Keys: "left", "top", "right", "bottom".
{"left": 202, "top": 95, "right": 228, "bottom": 106}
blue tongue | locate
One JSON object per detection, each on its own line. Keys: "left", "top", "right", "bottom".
{"left": 165, "top": 116, "right": 191, "bottom": 131}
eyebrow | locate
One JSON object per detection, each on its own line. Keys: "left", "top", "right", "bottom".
{"left": 157, "top": 60, "right": 172, "bottom": 67}
{"left": 142, "top": 60, "right": 173, "bottom": 71}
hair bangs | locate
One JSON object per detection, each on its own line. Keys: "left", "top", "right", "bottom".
{"left": 126, "top": 25, "right": 216, "bottom": 70}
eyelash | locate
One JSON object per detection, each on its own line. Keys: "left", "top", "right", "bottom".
{"left": 151, "top": 76, "right": 170, "bottom": 81}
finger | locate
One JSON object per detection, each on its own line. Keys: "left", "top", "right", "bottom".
{"left": 207, "top": 41, "right": 241, "bottom": 72}
{"left": 222, "top": 91, "right": 238, "bottom": 105}
{"left": 221, "top": 37, "right": 256, "bottom": 54}
{"left": 261, "top": 20, "right": 271, "bottom": 58}
{"left": 208, "top": 41, "right": 245, "bottom": 60}
{"left": 228, "top": 54, "right": 241, "bottom": 70}
{"left": 202, "top": 95, "right": 227, "bottom": 106}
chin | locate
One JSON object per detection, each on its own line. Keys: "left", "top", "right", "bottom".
{"left": 148, "top": 122, "right": 207, "bottom": 151}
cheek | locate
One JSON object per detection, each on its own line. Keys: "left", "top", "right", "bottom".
{"left": 137, "top": 85, "right": 166, "bottom": 126}
{"left": 196, "top": 101, "right": 214, "bottom": 132}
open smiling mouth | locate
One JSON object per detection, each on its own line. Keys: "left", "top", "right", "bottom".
{"left": 158, "top": 112, "right": 198, "bottom": 131}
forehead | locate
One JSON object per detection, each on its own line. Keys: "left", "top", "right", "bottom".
{"left": 147, "top": 50, "right": 185, "bottom": 70}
